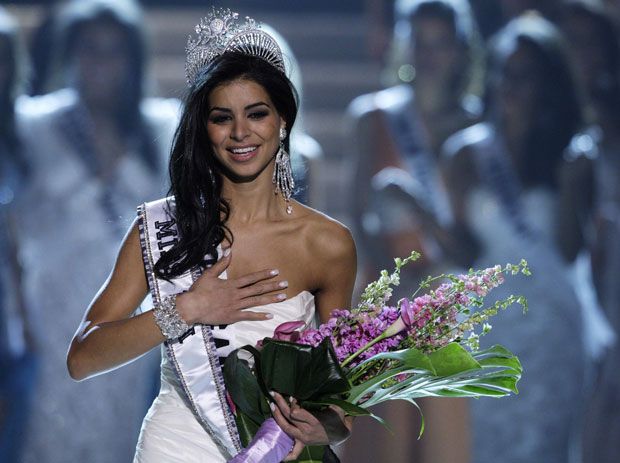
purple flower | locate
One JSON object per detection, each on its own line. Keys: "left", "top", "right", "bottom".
{"left": 399, "top": 298, "right": 416, "bottom": 327}
{"left": 272, "top": 321, "right": 306, "bottom": 343}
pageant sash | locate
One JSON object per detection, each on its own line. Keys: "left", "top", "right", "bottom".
{"left": 137, "top": 197, "right": 242, "bottom": 458}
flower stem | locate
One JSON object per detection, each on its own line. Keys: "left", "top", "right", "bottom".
{"left": 342, "top": 331, "right": 388, "bottom": 368}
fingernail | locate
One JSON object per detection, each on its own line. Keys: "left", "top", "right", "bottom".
{"left": 278, "top": 280, "right": 288, "bottom": 288}
{"left": 223, "top": 248, "right": 231, "bottom": 257}
{"left": 270, "top": 269, "right": 279, "bottom": 276}
{"left": 269, "top": 390, "right": 275, "bottom": 398}
{"left": 289, "top": 396, "right": 294, "bottom": 404}
{"left": 276, "top": 293, "right": 286, "bottom": 301}
{"left": 270, "top": 402, "right": 275, "bottom": 412}
{"left": 264, "top": 313, "right": 273, "bottom": 319}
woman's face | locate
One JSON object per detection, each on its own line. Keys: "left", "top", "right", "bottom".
{"left": 412, "top": 16, "right": 462, "bottom": 86}
{"left": 72, "top": 20, "right": 131, "bottom": 107}
{"left": 497, "top": 42, "right": 543, "bottom": 122}
{"left": 206, "top": 78, "right": 284, "bottom": 181}
{"left": 561, "top": 13, "right": 610, "bottom": 97}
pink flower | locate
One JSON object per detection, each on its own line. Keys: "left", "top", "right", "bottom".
{"left": 399, "top": 298, "right": 417, "bottom": 327}
{"left": 272, "top": 321, "right": 306, "bottom": 342}
{"left": 226, "top": 391, "right": 237, "bottom": 415}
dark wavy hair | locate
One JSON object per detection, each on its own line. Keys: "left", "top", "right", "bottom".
{"left": 561, "top": 1, "right": 620, "bottom": 116}
{"left": 154, "top": 52, "right": 298, "bottom": 279}
{"left": 485, "top": 14, "right": 582, "bottom": 189}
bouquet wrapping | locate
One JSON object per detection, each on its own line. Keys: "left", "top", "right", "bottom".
{"left": 225, "top": 252, "right": 530, "bottom": 463}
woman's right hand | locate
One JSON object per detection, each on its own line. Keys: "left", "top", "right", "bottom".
{"left": 176, "top": 248, "right": 287, "bottom": 326}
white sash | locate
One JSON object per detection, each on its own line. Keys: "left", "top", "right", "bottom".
{"left": 137, "top": 197, "right": 242, "bottom": 458}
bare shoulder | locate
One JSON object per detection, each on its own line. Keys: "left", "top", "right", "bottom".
{"left": 293, "top": 203, "right": 356, "bottom": 265}
{"left": 290, "top": 203, "right": 357, "bottom": 312}
{"left": 441, "top": 123, "right": 491, "bottom": 188}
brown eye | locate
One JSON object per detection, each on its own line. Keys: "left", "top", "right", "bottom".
{"left": 209, "top": 114, "right": 231, "bottom": 124}
{"left": 248, "top": 111, "right": 268, "bottom": 120}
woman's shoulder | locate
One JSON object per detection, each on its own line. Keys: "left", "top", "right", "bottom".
{"left": 292, "top": 203, "right": 356, "bottom": 262}
{"left": 347, "top": 85, "right": 413, "bottom": 121}
{"left": 442, "top": 122, "right": 494, "bottom": 162}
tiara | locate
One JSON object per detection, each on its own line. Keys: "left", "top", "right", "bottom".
{"left": 185, "top": 8, "right": 286, "bottom": 86}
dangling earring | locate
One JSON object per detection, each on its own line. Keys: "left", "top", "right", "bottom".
{"left": 272, "top": 126, "right": 295, "bottom": 214}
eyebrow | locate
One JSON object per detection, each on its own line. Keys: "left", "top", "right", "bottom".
{"left": 208, "top": 102, "right": 271, "bottom": 114}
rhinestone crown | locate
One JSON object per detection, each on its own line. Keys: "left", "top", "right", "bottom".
{"left": 185, "top": 8, "right": 286, "bottom": 86}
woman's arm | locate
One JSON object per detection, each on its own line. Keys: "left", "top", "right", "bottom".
{"left": 67, "top": 221, "right": 159, "bottom": 381}
{"left": 272, "top": 218, "right": 357, "bottom": 460}
{"left": 438, "top": 145, "right": 481, "bottom": 268}
{"left": 556, "top": 155, "right": 594, "bottom": 262}
{"left": 67, "top": 220, "right": 289, "bottom": 381}
{"left": 312, "top": 221, "right": 357, "bottom": 323}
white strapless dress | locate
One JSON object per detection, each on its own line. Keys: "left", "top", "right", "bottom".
{"left": 134, "top": 291, "right": 316, "bottom": 463}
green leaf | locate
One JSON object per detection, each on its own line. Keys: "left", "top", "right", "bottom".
{"left": 260, "top": 338, "right": 351, "bottom": 401}
{"left": 234, "top": 409, "right": 260, "bottom": 448}
{"left": 348, "top": 348, "right": 436, "bottom": 403}
{"left": 428, "top": 343, "right": 481, "bottom": 376}
{"left": 347, "top": 343, "right": 521, "bottom": 408}
{"left": 291, "top": 445, "right": 325, "bottom": 463}
{"left": 222, "top": 351, "right": 269, "bottom": 425}
{"left": 260, "top": 339, "right": 314, "bottom": 396}
{"left": 296, "top": 338, "right": 351, "bottom": 399}
{"left": 302, "top": 398, "right": 371, "bottom": 417}
{"left": 473, "top": 345, "right": 523, "bottom": 374}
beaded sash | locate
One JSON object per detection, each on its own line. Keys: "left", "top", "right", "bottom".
{"left": 137, "top": 197, "right": 242, "bottom": 458}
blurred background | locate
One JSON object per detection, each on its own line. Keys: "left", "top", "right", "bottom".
{"left": 1, "top": 0, "right": 619, "bottom": 462}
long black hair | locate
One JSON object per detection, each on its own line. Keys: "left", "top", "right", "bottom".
{"left": 55, "top": 0, "right": 159, "bottom": 172}
{"left": 561, "top": 1, "right": 620, "bottom": 120}
{"left": 154, "top": 52, "right": 298, "bottom": 279}
{"left": 485, "top": 14, "right": 582, "bottom": 189}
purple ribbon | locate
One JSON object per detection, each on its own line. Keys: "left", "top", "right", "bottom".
{"left": 228, "top": 418, "right": 294, "bottom": 463}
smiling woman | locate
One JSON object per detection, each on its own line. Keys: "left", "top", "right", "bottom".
{"left": 207, "top": 79, "right": 283, "bottom": 179}
{"left": 66, "top": 8, "right": 356, "bottom": 463}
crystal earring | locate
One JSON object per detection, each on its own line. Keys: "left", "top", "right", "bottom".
{"left": 273, "top": 127, "right": 295, "bottom": 214}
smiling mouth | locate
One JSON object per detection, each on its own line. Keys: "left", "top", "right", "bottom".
{"left": 228, "top": 145, "right": 259, "bottom": 161}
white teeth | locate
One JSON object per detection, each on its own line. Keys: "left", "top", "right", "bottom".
{"left": 231, "top": 146, "right": 257, "bottom": 154}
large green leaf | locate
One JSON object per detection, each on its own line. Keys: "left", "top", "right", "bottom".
{"left": 348, "top": 348, "right": 436, "bottom": 403}
{"left": 260, "top": 338, "right": 351, "bottom": 401}
{"left": 428, "top": 343, "right": 481, "bottom": 376}
{"left": 347, "top": 343, "right": 521, "bottom": 408}
{"left": 295, "top": 338, "right": 351, "bottom": 399}
{"left": 234, "top": 409, "right": 260, "bottom": 448}
{"left": 291, "top": 445, "right": 325, "bottom": 463}
{"left": 260, "top": 339, "right": 314, "bottom": 395}
{"left": 223, "top": 351, "right": 269, "bottom": 425}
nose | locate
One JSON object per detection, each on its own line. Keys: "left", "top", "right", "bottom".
{"left": 230, "top": 118, "right": 250, "bottom": 141}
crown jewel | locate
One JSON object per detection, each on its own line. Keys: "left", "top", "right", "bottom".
{"left": 185, "top": 8, "right": 286, "bottom": 86}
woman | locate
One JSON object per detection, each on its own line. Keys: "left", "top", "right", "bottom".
{"left": 18, "top": 1, "right": 178, "bottom": 461}
{"left": 559, "top": 3, "right": 620, "bottom": 462}
{"left": 345, "top": 2, "right": 481, "bottom": 461}
{"left": 67, "top": 9, "right": 356, "bottom": 463}
{"left": 442, "top": 13, "right": 586, "bottom": 462}
{"left": 0, "top": 7, "right": 38, "bottom": 462}
{"left": 348, "top": 0, "right": 482, "bottom": 286}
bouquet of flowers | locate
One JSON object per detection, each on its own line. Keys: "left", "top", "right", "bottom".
{"left": 224, "top": 252, "right": 530, "bottom": 463}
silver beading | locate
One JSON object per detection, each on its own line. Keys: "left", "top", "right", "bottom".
{"left": 272, "top": 127, "right": 295, "bottom": 214}
{"left": 185, "top": 8, "right": 286, "bottom": 86}
{"left": 153, "top": 295, "right": 192, "bottom": 340}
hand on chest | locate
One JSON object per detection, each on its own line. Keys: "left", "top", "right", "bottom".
{"left": 224, "top": 226, "right": 317, "bottom": 297}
